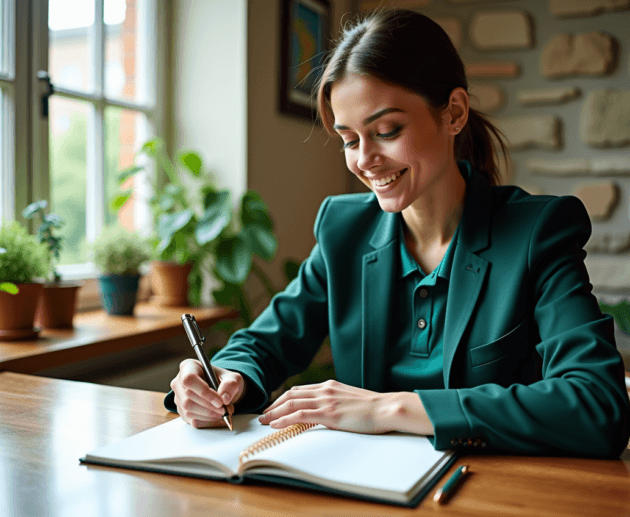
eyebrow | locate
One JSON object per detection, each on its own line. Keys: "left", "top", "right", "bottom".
{"left": 333, "top": 108, "right": 404, "bottom": 130}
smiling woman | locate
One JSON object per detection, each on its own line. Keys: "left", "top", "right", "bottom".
{"left": 165, "top": 9, "right": 630, "bottom": 459}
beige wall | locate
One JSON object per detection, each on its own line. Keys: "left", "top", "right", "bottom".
{"left": 170, "top": 0, "right": 355, "bottom": 297}
{"left": 247, "top": 0, "right": 354, "bottom": 289}
{"left": 171, "top": 0, "right": 248, "bottom": 205}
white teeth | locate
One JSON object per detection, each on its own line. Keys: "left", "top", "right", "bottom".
{"left": 372, "top": 169, "right": 404, "bottom": 187}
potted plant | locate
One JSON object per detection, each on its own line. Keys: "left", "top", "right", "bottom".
{"left": 22, "top": 200, "right": 83, "bottom": 328}
{"left": 0, "top": 222, "right": 48, "bottom": 339}
{"left": 0, "top": 249, "right": 18, "bottom": 295}
{"left": 599, "top": 298, "right": 630, "bottom": 368}
{"left": 90, "top": 225, "right": 151, "bottom": 316}
{"left": 111, "top": 137, "right": 281, "bottom": 319}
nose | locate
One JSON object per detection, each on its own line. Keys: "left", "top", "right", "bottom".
{"left": 356, "top": 140, "right": 382, "bottom": 172}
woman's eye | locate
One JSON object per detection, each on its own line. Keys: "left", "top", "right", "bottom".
{"left": 340, "top": 139, "right": 358, "bottom": 152}
{"left": 377, "top": 125, "right": 403, "bottom": 139}
{"left": 339, "top": 125, "right": 403, "bottom": 152}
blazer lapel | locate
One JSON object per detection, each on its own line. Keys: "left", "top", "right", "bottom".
{"left": 443, "top": 163, "right": 493, "bottom": 388}
{"left": 361, "top": 209, "right": 398, "bottom": 392}
{"left": 359, "top": 161, "right": 494, "bottom": 391}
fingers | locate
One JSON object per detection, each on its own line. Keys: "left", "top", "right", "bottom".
{"left": 259, "top": 397, "right": 323, "bottom": 428}
{"left": 264, "top": 384, "right": 322, "bottom": 413}
{"left": 173, "top": 359, "right": 224, "bottom": 409}
{"left": 171, "top": 359, "right": 244, "bottom": 428}
{"left": 216, "top": 368, "right": 245, "bottom": 406}
{"left": 174, "top": 391, "right": 234, "bottom": 428}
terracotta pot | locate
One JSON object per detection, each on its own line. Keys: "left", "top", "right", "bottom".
{"left": 150, "top": 261, "right": 192, "bottom": 307}
{"left": 0, "top": 283, "right": 44, "bottom": 340}
{"left": 35, "top": 282, "right": 83, "bottom": 329}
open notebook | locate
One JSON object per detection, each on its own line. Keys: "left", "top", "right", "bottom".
{"left": 81, "top": 414, "right": 456, "bottom": 507}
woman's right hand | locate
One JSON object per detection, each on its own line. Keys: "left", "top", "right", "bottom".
{"left": 171, "top": 359, "right": 245, "bottom": 428}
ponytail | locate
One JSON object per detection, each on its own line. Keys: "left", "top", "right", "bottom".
{"left": 456, "top": 108, "right": 510, "bottom": 187}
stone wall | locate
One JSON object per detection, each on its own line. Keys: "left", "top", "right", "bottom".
{"left": 356, "top": 0, "right": 630, "bottom": 299}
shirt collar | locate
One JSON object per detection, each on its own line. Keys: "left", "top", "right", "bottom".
{"left": 399, "top": 215, "right": 461, "bottom": 281}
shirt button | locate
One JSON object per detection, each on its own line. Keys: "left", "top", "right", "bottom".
{"left": 419, "top": 288, "right": 428, "bottom": 298}
{"left": 417, "top": 319, "right": 427, "bottom": 329}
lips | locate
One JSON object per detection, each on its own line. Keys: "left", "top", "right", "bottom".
{"left": 371, "top": 168, "right": 407, "bottom": 188}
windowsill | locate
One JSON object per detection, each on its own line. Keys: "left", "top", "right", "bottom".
{"left": 0, "top": 303, "right": 239, "bottom": 375}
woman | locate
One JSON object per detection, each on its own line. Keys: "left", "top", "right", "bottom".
{"left": 167, "top": 10, "right": 629, "bottom": 457}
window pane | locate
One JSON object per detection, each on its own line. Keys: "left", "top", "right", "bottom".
{"left": 0, "top": 91, "right": 4, "bottom": 220}
{"left": 0, "top": 0, "right": 5, "bottom": 76}
{"left": 104, "top": 106, "right": 146, "bottom": 230}
{"left": 49, "top": 96, "right": 88, "bottom": 265}
{"left": 49, "top": 0, "right": 96, "bottom": 94}
{"left": 105, "top": 0, "right": 153, "bottom": 104}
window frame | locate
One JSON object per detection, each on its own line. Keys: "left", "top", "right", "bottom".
{"left": 0, "top": 0, "right": 29, "bottom": 223}
{"left": 31, "top": 0, "right": 167, "bottom": 285}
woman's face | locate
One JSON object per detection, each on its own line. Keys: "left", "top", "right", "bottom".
{"left": 330, "top": 74, "right": 460, "bottom": 213}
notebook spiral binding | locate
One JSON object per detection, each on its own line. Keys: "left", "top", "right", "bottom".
{"left": 239, "top": 422, "right": 317, "bottom": 467}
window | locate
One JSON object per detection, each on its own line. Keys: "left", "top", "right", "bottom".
{"left": 0, "top": 0, "right": 18, "bottom": 222}
{"left": 45, "top": 0, "right": 160, "bottom": 275}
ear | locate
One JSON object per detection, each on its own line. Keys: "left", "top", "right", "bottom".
{"left": 442, "top": 87, "right": 469, "bottom": 136}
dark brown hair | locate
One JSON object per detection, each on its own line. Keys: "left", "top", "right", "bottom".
{"left": 316, "top": 9, "right": 509, "bottom": 186}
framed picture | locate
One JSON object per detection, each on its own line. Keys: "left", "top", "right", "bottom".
{"left": 279, "top": 0, "right": 331, "bottom": 121}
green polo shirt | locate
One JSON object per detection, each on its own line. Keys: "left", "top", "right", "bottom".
{"left": 385, "top": 216, "right": 460, "bottom": 392}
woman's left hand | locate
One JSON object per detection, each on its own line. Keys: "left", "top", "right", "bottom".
{"left": 258, "top": 380, "right": 396, "bottom": 434}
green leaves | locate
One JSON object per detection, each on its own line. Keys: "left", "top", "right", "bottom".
{"left": 0, "top": 282, "right": 18, "bottom": 294}
{"left": 107, "top": 138, "right": 285, "bottom": 316}
{"left": 22, "top": 200, "right": 48, "bottom": 219}
{"left": 117, "top": 165, "right": 144, "bottom": 185}
{"left": 196, "top": 190, "right": 231, "bottom": 245}
{"left": 241, "top": 190, "right": 273, "bottom": 230}
{"left": 283, "top": 259, "right": 301, "bottom": 284}
{"left": 156, "top": 210, "right": 194, "bottom": 252}
{"left": 241, "top": 224, "right": 277, "bottom": 261}
{"left": 600, "top": 301, "right": 630, "bottom": 334}
{"left": 21, "top": 200, "right": 64, "bottom": 281}
{"left": 111, "top": 191, "right": 132, "bottom": 211}
{"left": 179, "top": 151, "right": 203, "bottom": 177}
{"left": 141, "top": 137, "right": 163, "bottom": 157}
{"left": 216, "top": 236, "right": 251, "bottom": 284}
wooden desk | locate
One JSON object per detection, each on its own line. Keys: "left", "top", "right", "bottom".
{"left": 1, "top": 372, "right": 629, "bottom": 517}
{"left": 0, "top": 303, "right": 237, "bottom": 374}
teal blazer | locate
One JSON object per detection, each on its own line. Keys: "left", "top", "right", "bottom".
{"left": 167, "top": 161, "right": 630, "bottom": 457}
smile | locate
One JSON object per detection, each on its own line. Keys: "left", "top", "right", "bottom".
{"left": 371, "top": 169, "right": 407, "bottom": 187}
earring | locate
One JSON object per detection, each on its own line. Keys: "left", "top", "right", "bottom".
{"left": 455, "top": 127, "right": 461, "bottom": 132}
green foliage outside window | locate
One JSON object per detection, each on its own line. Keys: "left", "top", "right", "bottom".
{"left": 50, "top": 109, "right": 123, "bottom": 266}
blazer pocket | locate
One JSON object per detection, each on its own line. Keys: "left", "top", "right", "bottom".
{"left": 470, "top": 317, "right": 529, "bottom": 368}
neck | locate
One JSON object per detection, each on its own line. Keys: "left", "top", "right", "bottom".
{"left": 401, "top": 162, "right": 467, "bottom": 251}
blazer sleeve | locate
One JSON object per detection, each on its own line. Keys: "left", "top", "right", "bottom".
{"left": 418, "top": 195, "right": 630, "bottom": 457}
{"left": 164, "top": 197, "right": 332, "bottom": 414}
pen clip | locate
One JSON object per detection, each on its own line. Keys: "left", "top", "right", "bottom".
{"left": 181, "top": 314, "right": 205, "bottom": 348}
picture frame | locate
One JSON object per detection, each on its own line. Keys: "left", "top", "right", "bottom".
{"left": 279, "top": 0, "right": 331, "bottom": 121}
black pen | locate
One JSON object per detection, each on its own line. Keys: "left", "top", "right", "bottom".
{"left": 433, "top": 465, "right": 469, "bottom": 503}
{"left": 181, "top": 314, "right": 233, "bottom": 431}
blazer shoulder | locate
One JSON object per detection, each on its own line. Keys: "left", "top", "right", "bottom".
{"left": 315, "top": 193, "right": 379, "bottom": 230}
{"left": 492, "top": 184, "right": 587, "bottom": 219}
{"left": 314, "top": 192, "right": 386, "bottom": 247}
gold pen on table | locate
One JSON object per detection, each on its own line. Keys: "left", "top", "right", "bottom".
{"left": 433, "top": 465, "right": 469, "bottom": 504}
{"left": 181, "top": 314, "right": 233, "bottom": 431}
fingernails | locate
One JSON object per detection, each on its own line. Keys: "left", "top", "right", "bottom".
{"left": 211, "top": 399, "right": 222, "bottom": 408}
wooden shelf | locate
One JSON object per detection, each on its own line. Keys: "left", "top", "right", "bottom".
{"left": 0, "top": 303, "right": 238, "bottom": 374}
